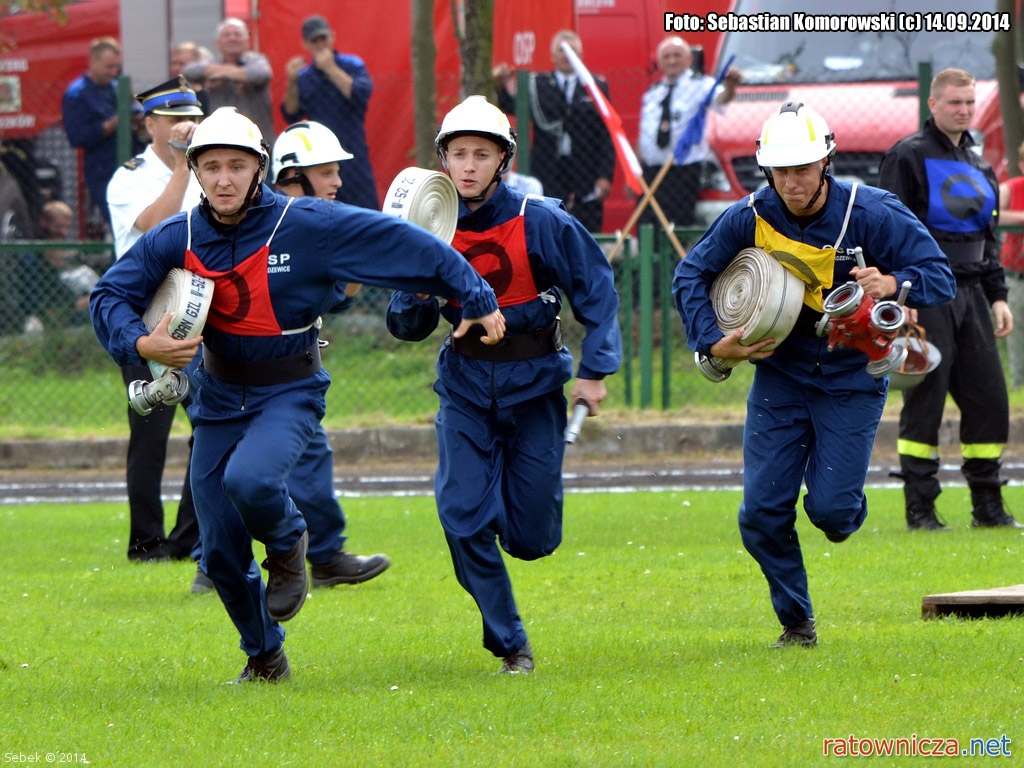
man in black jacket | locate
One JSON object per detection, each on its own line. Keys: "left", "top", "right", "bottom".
{"left": 495, "top": 30, "right": 614, "bottom": 233}
{"left": 879, "top": 67, "right": 1022, "bottom": 531}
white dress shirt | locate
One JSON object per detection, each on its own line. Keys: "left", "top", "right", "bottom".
{"left": 638, "top": 71, "right": 725, "bottom": 166}
{"left": 106, "top": 144, "right": 204, "bottom": 259}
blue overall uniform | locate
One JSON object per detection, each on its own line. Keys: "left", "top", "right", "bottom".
{"left": 91, "top": 185, "right": 499, "bottom": 659}
{"left": 387, "top": 182, "right": 621, "bottom": 658}
{"left": 674, "top": 177, "right": 955, "bottom": 628}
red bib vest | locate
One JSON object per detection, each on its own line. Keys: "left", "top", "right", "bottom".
{"left": 183, "top": 200, "right": 293, "bottom": 336}
{"left": 450, "top": 203, "right": 538, "bottom": 308}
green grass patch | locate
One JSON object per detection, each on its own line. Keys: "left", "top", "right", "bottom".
{"left": 8, "top": 290, "right": 1024, "bottom": 440}
{"left": 0, "top": 315, "right": 763, "bottom": 440}
{"left": 4, "top": 487, "right": 1023, "bottom": 765}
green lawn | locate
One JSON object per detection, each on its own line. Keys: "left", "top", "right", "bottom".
{"left": 4, "top": 487, "right": 1022, "bottom": 766}
{"left": 0, "top": 317, "right": 761, "bottom": 440}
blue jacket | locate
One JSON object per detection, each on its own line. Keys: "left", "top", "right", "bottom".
{"left": 62, "top": 74, "right": 119, "bottom": 197}
{"left": 281, "top": 51, "right": 378, "bottom": 210}
{"left": 90, "top": 185, "right": 499, "bottom": 368}
{"left": 387, "top": 182, "right": 622, "bottom": 408}
{"left": 674, "top": 177, "right": 956, "bottom": 375}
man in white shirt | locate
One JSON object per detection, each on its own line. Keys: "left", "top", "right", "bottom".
{"left": 638, "top": 36, "right": 740, "bottom": 227}
{"left": 105, "top": 76, "right": 204, "bottom": 569}
{"left": 108, "top": 77, "right": 204, "bottom": 256}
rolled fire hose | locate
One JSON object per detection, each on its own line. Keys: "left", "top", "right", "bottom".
{"left": 695, "top": 247, "right": 805, "bottom": 383}
{"left": 141, "top": 267, "right": 215, "bottom": 377}
{"left": 381, "top": 167, "right": 459, "bottom": 244}
{"left": 129, "top": 268, "right": 215, "bottom": 415}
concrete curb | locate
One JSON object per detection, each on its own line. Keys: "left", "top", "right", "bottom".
{"left": 3, "top": 417, "right": 1019, "bottom": 471}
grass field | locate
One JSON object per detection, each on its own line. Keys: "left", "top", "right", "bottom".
{"left": 6, "top": 313, "right": 1024, "bottom": 441}
{"left": 4, "top": 487, "right": 1023, "bottom": 766}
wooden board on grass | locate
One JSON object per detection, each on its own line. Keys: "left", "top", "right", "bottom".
{"left": 922, "top": 585, "right": 1024, "bottom": 619}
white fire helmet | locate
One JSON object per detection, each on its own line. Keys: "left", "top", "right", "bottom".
{"left": 271, "top": 120, "right": 354, "bottom": 184}
{"left": 186, "top": 106, "right": 269, "bottom": 170}
{"left": 755, "top": 102, "right": 836, "bottom": 169}
{"left": 435, "top": 95, "right": 516, "bottom": 173}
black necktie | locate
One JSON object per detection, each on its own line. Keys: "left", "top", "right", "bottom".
{"left": 563, "top": 76, "right": 573, "bottom": 104}
{"left": 657, "top": 82, "right": 675, "bottom": 149}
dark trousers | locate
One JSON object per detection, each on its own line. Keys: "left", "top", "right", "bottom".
{"left": 543, "top": 173, "right": 605, "bottom": 233}
{"left": 739, "top": 360, "right": 885, "bottom": 627}
{"left": 120, "top": 364, "right": 198, "bottom": 560}
{"left": 190, "top": 423, "right": 348, "bottom": 568}
{"left": 565, "top": 197, "right": 604, "bottom": 234}
{"left": 188, "top": 368, "right": 321, "bottom": 657}
{"left": 898, "top": 281, "right": 1008, "bottom": 501}
{"left": 433, "top": 385, "right": 566, "bottom": 657}
{"left": 640, "top": 162, "right": 702, "bottom": 228}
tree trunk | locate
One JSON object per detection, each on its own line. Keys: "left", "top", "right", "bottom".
{"left": 411, "top": 0, "right": 439, "bottom": 168}
{"left": 451, "top": 0, "right": 495, "bottom": 98}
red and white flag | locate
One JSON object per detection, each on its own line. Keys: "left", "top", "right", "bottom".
{"left": 560, "top": 41, "right": 644, "bottom": 196}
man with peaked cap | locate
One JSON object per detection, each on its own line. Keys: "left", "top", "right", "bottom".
{"left": 105, "top": 75, "right": 205, "bottom": 568}
{"left": 108, "top": 75, "right": 205, "bottom": 256}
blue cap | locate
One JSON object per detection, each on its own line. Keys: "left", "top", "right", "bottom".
{"left": 136, "top": 75, "right": 203, "bottom": 117}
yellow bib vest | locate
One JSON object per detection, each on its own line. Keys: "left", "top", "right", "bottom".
{"left": 749, "top": 183, "right": 859, "bottom": 313}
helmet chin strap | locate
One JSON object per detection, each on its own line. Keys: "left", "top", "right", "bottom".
{"left": 803, "top": 160, "right": 830, "bottom": 211}
{"left": 279, "top": 172, "right": 315, "bottom": 198}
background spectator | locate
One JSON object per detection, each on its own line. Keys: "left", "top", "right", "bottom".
{"left": 104, "top": 76, "right": 206, "bottom": 565}
{"left": 61, "top": 37, "right": 143, "bottom": 230}
{"left": 20, "top": 200, "right": 98, "bottom": 332}
{"left": 637, "top": 36, "right": 739, "bottom": 229}
{"left": 998, "top": 139, "right": 1024, "bottom": 389}
{"left": 879, "top": 67, "right": 1021, "bottom": 530}
{"left": 282, "top": 15, "right": 379, "bottom": 210}
{"left": 495, "top": 30, "right": 614, "bottom": 233}
{"left": 183, "top": 18, "right": 275, "bottom": 145}
{"left": 170, "top": 41, "right": 212, "bottom": 114}
{"left": 503, "top": 167, "right": 543, "bottom": 197}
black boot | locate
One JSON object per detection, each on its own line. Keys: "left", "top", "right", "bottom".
{"left": 970, "top": 487, "right": 1024, "bottom": 528}
{"left": 905, "top": 487, "right": 950, "bottom": 531}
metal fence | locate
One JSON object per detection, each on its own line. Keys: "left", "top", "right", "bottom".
{"left": 2, "top": 65, "right": 1018, "bottom": 440}
{"left": 0, "top": 67, "right": 735, "bottom": 441}
{"left": 0, "top": 226, "right": 734, "bottom": 440}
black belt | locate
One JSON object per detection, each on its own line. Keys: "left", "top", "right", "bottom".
{"left": 450, "top": 319, "right": 562, "bottom": 362}
{"left": 941, "top": 240, "right": 985, "bottom": 265}
{"left": 202, "top": 344, "right": 322, "bottom": 386}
